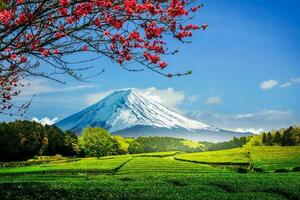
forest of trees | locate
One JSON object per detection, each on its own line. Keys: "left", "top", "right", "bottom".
{"left": 204, "top": 136, "right": 248, "bottom": 151}
{"left": 0, "top": 121, "right": 204, "bottom": 161}
{"left": 0, "top": 121, "right": 80, "bottom": 161}
{"left": 260, "top": 127, "right": 300, "bottom": 146}
{"left": 0, "top": 123, "right": 133, "bottom": 161}
{"left": 128, "top": 136, "right": 203, "bottom": 154}
{"left": 79, "top": 129, "right": 204, "bottom": 157}
{"left": 1, "top": 120, "right": 299, "bottom": 161}
{"left": 203, "top": 126, "right": 300, "bottom": 151}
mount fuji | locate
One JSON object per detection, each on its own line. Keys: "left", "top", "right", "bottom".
{"left": 56, "top": 89, "right": 251, "bottom": 142}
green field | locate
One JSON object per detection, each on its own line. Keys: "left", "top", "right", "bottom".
{"left": 176, "top": 146, "right": 300, "bottom": 172}
{"left": 176, "top": 148, "right": 248, "bottom": 164}
{"left": 1, "top": 147, "right": 300, "bottom": 200}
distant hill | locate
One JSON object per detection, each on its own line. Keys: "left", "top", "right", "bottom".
{"left": 56, "top": 89, "right": 251, "bottom": 142}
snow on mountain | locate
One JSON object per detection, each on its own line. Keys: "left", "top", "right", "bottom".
{"left": 56, "top": 88, "right": 217, "bottom": 133}
{"left": 56, "top": 88, "right": 251, "bottom": 142}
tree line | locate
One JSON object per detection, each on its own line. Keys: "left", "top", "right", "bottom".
{"left": 195, "top": 126, "right": 300, "bottom": 151}
{"left": 128, "top": 136, "right": 203, "bottom": 154}
{"left": 0, "top": 121, "right": 205, "bottom": 161}
{"left": 0, "top": 120, "right": 80, "bottom": 161}
{"left": 261, "top": 127, "right": 300, "bottom": 146}
{"left": 79, "top": 128, "right": 204, "bottom": 158}
{"left": 1, "top": 120, "right": 299, "bottom": 161}
{"left": 204, "top": 136, "right": 248, "bottom": 151}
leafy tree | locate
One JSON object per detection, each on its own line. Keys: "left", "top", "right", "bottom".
{"left": 112, "top": 135, "right": 129, "bottom": 155}
{"left": 128, "top": 140, "right": 144, "bottom": 154}
{"left": 0, "top": 122, "right": 21, "bottom": 161}
{"left": 206, "top": 136, "right": 247, "bottom": 151}
{"left": 14, "top": 120, "right": 45, "bottom": 159}
{"left": 266, "top": 132, "right": 273, "bottom": 146}
{"left": 0, "top": 120, "right": 80, "bottom": 161}
{"left": 282, "top": 127, "right": 295, "bottom": 146}
{"left": 79, "top": 128, "right": 114, "bottom": 158}
{"left": 45, "top": 125, "right": 65, "bottom": 155}
{"left": 39, "top": 137, "right": 49, "bottom": 158}
{"left": 262, "top": 133, "right": 267, "bottom": 145}
{"left": 273, "top": 131, "right": 281, "bottom": 145}
{"left": 0, "top": 120, "right": 46, "bottom": 160}
{"left": 245, "top": 134, "right": 263, "bottom": 147}
{"left": 64, "top": 130, "right": 80, "bottom": 156}
{"left": 0, "top": 0, "right": 205, "bottom": 114}
{"left": 128, "top": 136, "right": 203, "bottom": 154}
{"left": 290, "top": 127, "right": 300, "bottom": 144}
{"left": 247, "top": 127, "right": 299, "bottom": 147}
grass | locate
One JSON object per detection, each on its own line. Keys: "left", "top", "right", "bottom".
{"left": 250, "top": 146, "right": 300, "bottom": 171}
{"left": 176, "top": 146, "right": 300, "bottom": 171}
{"left": 117, "top": 157, "right": 228, "bottom": 175}
{"left": 0, "top": 148, "right": 300, "bottom": 199}
{"left": 0, "top": 152, "right": 180, "bottom": 175}
{"left": 0, "top": 157, "right": 131, "bottom": 175}
{"left": 175, "top": 148, "right": 248, "bottom": 165}
{"left": 1, "top": 173, "right": 299, "bottom": 200}
{"left": 131, "top": 151, "right": 179, "bottom": 157}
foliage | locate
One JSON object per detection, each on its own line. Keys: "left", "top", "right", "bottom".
{"left": 0, "top": 120, "right": 79, "bottom": 161}
{"left": 0, "top": 0, "right": 205, "bottom": 114}
{"left": 204, "top": 136, "right": 247, "bottom": 151}
{"left": 274, "top": 168, "right": 289, "bottom": 173}
{"left": 64, "top": 130, "right": 81, "bottom": 156}
{"left": 262, "top": 127, "right": 300, "bottom": 146}
{"left": 262, "top": 132, "right": 267, "bottom": 145}
{"left": 112, "top": 135, "right": 130, "bottom": 155}
{"left": 245, "top": 134, "right": 263, "bottom": 147}
{"left": 1, "top": 173, "right": 300, "bottom": 200}
{"left": 117, "top": 156, "right": 225, "bottom": 175}
{"left": 0, "top": 151, "right": 300, "bottom": 199}
{"left": 273, "top": 131, "right": 281, "bottom": 145}
{"left": 246, "top": 126, "right": 300, "bottom": 147}
{"left": 197, "top": 126, "right": 299, "bottom": 151}
{"left": 1, "top": 122, "right": 204, "bottom": 161}
{"left": 176, "top": 148, "right": 249, "bottom": 165}
{"left": 177, "top": 146, "right": 300, "bottom": 172}
{"left": 79, "top": 127, "right": 115, "bottom": 158}
{"left": 2, "top": 121, "right": 299, "bottom": 163}
{"left": 0, "top": 157, "right": 130, "bottom": 175}
{"left": 128, "top": 136, "right": 203, "bottom": 154}
{"left": 250, "top": 146, "right": 300, "bottom": 171}
{"left": 44, "top": 125, "right": 65, "bottom": 155}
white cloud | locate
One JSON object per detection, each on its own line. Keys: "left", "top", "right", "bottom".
{"left": 32, "top": 117, "right": 58, "bottom": 125}
{"left": 235, "top": 113, "right": 254, "bottom": 119}
{"left": 259, "top": 79, "right": 278, "bottom": 90}
{"left": 20, "top": 79, "right": 96, "bottom": 96}
{"left": 85, "top": 90, "right": 114, "bottom": 105}
{"left": 142, "top": 87, "right": 185, "bottom": 111}
{"left": 186, "top": 109, "right": 297, "bottom": 131}
{"left": 280, "top": 82, "right": 292, "bottom": 88}
{"left": 233, "top": 128, "right": 264, "bottom": 134}
{"left": 255, "top": 110, "right": 292, "bottom": 119}
{"left": 232, "top": 110, "right": 293, "bottom": 121}
{"left": 291, "top": 77, "right": 300, "bottom": 83}
{"left": 279, "top": 77, "right": 300, "bottom": 88}
{"left": 85, "top": 87, "right": 185, "bottom": 112}
{"left": 205, "top": 96, "right": 223, "bottom": 105}
{"left": 187, "top": 95, "right": 199, "bottom": 103}
{"left": 259, "top": 77, "right": 300, "bottom": 89}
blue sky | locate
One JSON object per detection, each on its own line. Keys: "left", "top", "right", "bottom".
{"left": 1, "top": 0, "right": 300, "bottom": 133}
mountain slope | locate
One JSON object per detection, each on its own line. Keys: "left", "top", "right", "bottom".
{"left": 56, "top": 89, "right": 251, "bottom": 142}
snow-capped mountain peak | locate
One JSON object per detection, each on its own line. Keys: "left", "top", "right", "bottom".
{"left": 56, "top": 88, "right": 217, "bottom": 133}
